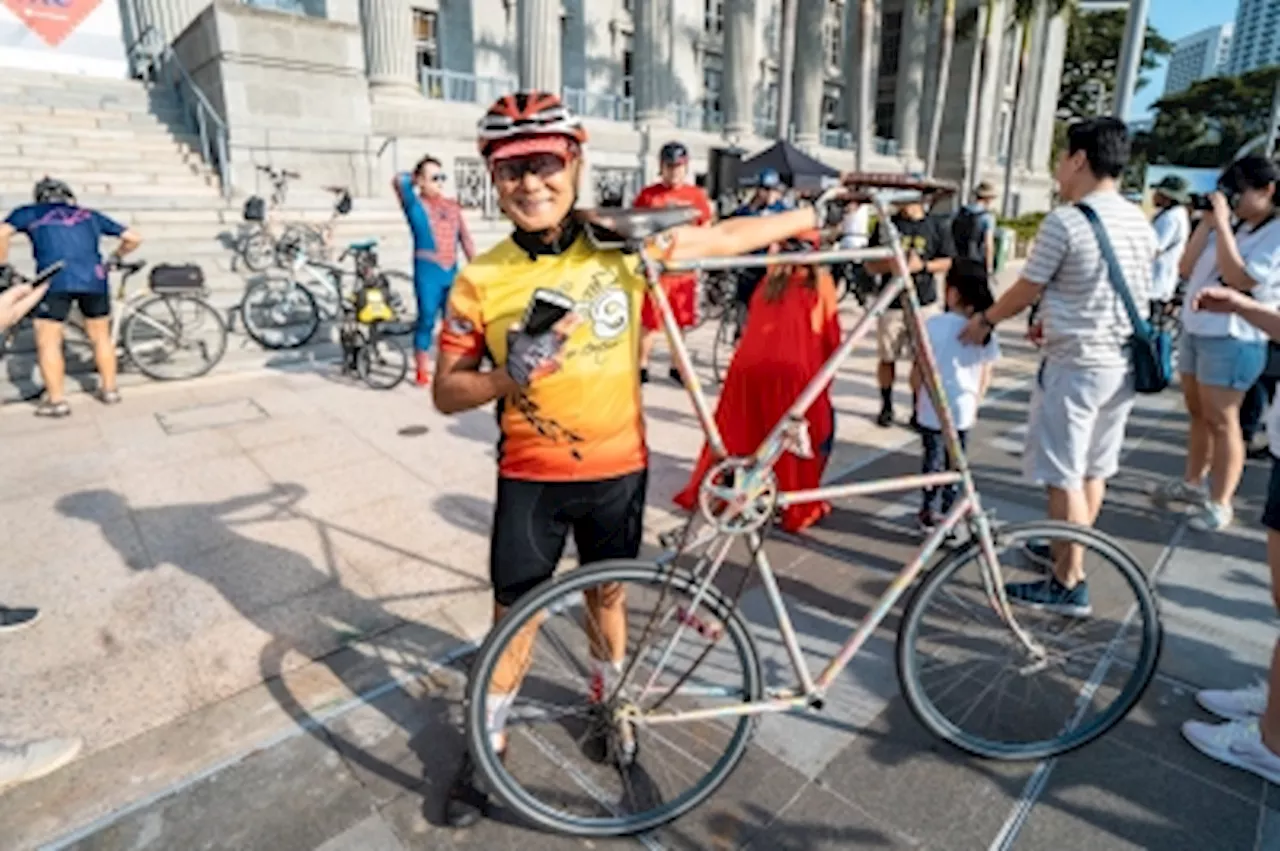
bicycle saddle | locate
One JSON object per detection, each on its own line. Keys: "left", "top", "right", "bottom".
{"left": 577, "top": 207, "right": 700, "bottom": 244}
{"left": 347, "top": 238, "right": 378, "bottom": 252}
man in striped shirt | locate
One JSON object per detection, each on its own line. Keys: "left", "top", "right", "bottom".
{"left": 959, "top": 117, "right": 1156, "bottom": 617}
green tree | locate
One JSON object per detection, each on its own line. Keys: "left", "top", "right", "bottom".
{"left": 1058, "top": 11, "right": 1173, "bottom": 120}
{"left": 1143, "top": 67, "right": 1280, "bottom": 167}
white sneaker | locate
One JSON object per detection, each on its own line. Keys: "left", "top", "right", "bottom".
{"left": 1197, "top": 681, "right": 1268, "bottom": 722}
{"left": 1182, "top": 719, "right": 1280, "bottom": 785}
{"left": 0, "top": 737, "right": 82, "bottom": 792}
{"left": 1156, "top": 479, "right": 1206, "bottom": 505}
{"left": 1189, "top": 501, "right": 1234, "bottom": 532}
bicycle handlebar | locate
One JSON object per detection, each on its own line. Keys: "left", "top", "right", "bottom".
{"left": 3, "top": 260, "right": 66, "bottom": 289}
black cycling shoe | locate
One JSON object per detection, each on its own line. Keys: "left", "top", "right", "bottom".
{"left": 875, "top": 406, "right": 894, "bottom": 428}
{"left": 640, "top": 367, "right": 650, "bottom": 384}
{"left": 444, "top": 749, "right": 500, "bottom": 828}
{"left": 668, "top": 365, "right": 683, "bottom": 385}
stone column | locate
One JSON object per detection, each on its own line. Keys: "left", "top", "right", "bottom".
{"left": 893, "top": 0, "right": 929, "bottom": 161}
{"left": 517, "top": 0, "right": 562, "bottom": 92}
{"left": 634, "top": 0, "right": 672, "bottom": 124}
{"left": 971, "top": 0, "right": 1006, "bottom": 167}
{"left": 790, "top": 0, "right": 825, "bottom": 149}
{"left": 845, "top": 0, "right": 876, "bottom": 169}
{"left": 131, "top": 0, "right": 201, "bottom": 46}
{"left": 1028, "top": 10, "right": 1067, "bottom": 173}
{"left": 1012, "top": 0, "right": 1047, "bottom": 170}
{"left": 776, "top": 0, "right": 798, "bottom": 139}
{"left": 361, "top": 0, "right": 419, "bottom": 99}
{"left": 722, "top": 0, "right": 757, "bottom": 141}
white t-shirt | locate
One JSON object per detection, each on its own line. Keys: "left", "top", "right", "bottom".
{"left": 916, "top": 312, "right": 1001, "bottom": 431}
{"left": 1151, "top": 205, "right": 1190, "bottom": 302}
{"left": 1182, "top": 216, "right": 1280, "bottom": 342}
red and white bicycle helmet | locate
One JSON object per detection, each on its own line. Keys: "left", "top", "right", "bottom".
{"left": 477, "top": 90, "right": 588, "bottom": 161}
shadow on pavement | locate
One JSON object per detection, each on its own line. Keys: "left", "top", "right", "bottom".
{"left": 57, "top": 483, "right": 490, "bottom": 830}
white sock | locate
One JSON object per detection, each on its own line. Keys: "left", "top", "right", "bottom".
{"left": 486, "top": 691, "right": 515, "bottom": 751}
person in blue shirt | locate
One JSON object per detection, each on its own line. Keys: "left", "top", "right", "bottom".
{"left": 393, "top": 156, "right": 475, "bottom": 386}
{"left": 732, "top": 168, "right": 794, "bottom": 306}
{"left": 0, "top": 178, "right": 142, "bottom": 417}
{"left": 950, "top": 181, "right": 998, "bottom": 273}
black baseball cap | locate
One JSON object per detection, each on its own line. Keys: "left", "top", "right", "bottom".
{"left": 659, "top": 141, "right": 689, "bottom": 165}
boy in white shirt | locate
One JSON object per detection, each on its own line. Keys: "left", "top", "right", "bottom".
{"left": 911, "top": 259, "right": 1001, "bottom": 531}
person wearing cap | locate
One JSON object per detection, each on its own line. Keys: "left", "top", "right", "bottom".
{"left": 951, "top": 181, "right": 999, "bottom": 273}
{"left": 432, "top": 90, "right": 845, "bottom": 828}
{"left": 1150, "top": 174, "right": 1192, "bottom": 314}
{"left": 634, "top": 141, "right": 714, "bottom": 384}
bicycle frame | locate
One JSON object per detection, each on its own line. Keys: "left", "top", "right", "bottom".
{"left": 629, "top": 190, "right": 1043, "bottom": 723}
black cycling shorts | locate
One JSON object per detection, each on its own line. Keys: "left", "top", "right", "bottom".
{"left": 490, "top": 469, "right": 648, "bottom": 607}
{"left": 34, "top": 291, "right": 110, "bottom": 322}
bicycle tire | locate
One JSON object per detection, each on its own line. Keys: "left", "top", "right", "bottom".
{"left": 465, "top": 559, "right": 763, "bottom": 837}
{"left": 356, "top": 331, "right": 408, "bottom": 390}
{"left": 896, "top": 520, "right": 1161, "bottom": 762}
{"left": 240, "top": 228, "right": 274, "bottom": 273}
{"left": 123, "top": 294, "right": 229, "bottom": 381}
{"left": 241, "top": 279, "right": 321, "bottom": 350}
{"left": 712, "top": 302, "right": 743, "bottom": 385}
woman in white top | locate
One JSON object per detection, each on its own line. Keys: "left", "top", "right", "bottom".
{"left": 1150, "top": 174, "right": 1192, "bottom": 308}
{"left": 1161, "top": 156, "right": 1280, "bottom": 531}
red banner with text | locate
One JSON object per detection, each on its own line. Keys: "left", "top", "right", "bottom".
{"left": 3, "top": 0, "right": 103, "bottom": 48}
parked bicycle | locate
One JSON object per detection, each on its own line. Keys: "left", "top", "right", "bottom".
{"left": 711, "top": 297, "right": 746, "bottom": 384}
{"left": 239, "top": 239, "right": 413, "bottom": 351}
{"left": 237, "top": 166, "right": 352, "bottom": 272}
{"left": 338, "top": 240, "right": 409, "bottom": 390}
{"left": 458, "top": 179, "right": 1161, "bottom": 837}
{"left": 1, "top": 259, "right": 225, "bottom": 382}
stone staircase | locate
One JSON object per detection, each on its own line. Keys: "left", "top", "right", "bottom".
{"left": 0, "top": 69, "right": 509, "bottom": 401}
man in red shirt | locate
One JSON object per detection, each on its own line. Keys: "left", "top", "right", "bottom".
{"left": 635, "top": 141, "right": 714, "bottom": 383}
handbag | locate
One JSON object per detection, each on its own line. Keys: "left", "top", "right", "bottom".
{"left": 149, "top": 264, "right": 205, "bottom": 295}
{"left": 1076, "top": 203, "right": 1173, "bottom": 394}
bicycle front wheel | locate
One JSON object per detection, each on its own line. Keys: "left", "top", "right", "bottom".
{"left": 356, "top": 331, "right": 408, "bottom": 389}
{"left": 241, "top": 279, "right": 321, "bottom": 350}
{"left": 239, "top": 228, "right": 274, "bottom": 272}
{"left": 465, "top": 560, "right": 763, "bottom": 837}
{"left": 124, "top": 295, "right": 228, "bottom": 380}
{"left": 897, "top": 520, "right": 1161, "bottom": 761}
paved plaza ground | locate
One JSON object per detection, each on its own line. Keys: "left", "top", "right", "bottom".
{"left": 1, "top": 293, "right": 1277, "bottom": 850}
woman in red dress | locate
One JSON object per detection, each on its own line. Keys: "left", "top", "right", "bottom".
{"left": 674, "top": 233, "right": 843, "bottom": 533}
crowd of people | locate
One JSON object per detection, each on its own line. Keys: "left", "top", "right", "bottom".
{"left": 4, "top": 88, "right": 1280, "bottom": 816}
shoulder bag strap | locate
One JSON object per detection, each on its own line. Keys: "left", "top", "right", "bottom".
{"left": 1076, "top": 202, "right": 1151, "bottom": 341}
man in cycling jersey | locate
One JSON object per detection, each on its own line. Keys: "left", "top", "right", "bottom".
{"left": 432, "top": 91, "right": 839, "bottom": 828}
{"left": 393, "top": 156, "right": 476, "bottom": 387}
{"left": 635, "top": 140, "right": 714, "bottom": 384}
{"left": 0, "top": 178, "right": 142, "bottom": 417}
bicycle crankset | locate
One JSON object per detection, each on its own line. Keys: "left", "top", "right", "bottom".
{"left": 696, "top": 457, "right": 779, "bottom": 535}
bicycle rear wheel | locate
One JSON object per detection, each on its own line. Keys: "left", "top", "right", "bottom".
{"left": 123, "top": 294, "right": 228, "bottom": 380}
{"left": 356, "top": 331, "right": 408, "bottom": 389}
{"left": 241, "top": 278, "right": 321, "bottom": 350}
{"left": 897, "top": 520, "right": 1160, "bottom": 761}
{"left": 465, "top": 560, "right": 763, "bottom": 837}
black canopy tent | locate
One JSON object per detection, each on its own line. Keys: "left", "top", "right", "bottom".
{"left": 735, "top": 140, "right": 842, "bottom": 192}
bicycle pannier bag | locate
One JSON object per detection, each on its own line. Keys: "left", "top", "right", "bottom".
{"left": 150, "top": 264, "right": 206, "bottom": 294}
{"left": 243, "top": 195, "right": 266, "bottom": 222}
{"left": 355, "top": 281, "right": 395, "bottom": 324}
{"left": 1076, "top": 203, "right": 1173, "bottom": 394}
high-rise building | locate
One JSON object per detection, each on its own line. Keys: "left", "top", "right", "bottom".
{"left": 1164, "top": 23, "right": 1233, "bottom": 95}
{"left": 1227, "top": 0, "right": 1280, "bottom": 76}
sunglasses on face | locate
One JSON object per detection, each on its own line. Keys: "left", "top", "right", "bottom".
{"left": 492, "top": 153, "right": 567, "bottom": 184}
{"left": 430, "top": 174, "right": 447, "bottom": 183}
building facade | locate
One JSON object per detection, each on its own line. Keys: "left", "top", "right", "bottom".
{"left": 1227, "top": 0, "right": 1279, "bottom": 76}
{"left": 1164, "top": 23, "right": 1232, "bottom": 96}
{"left": 108, "top": 0, "right": 1064, "bottom": 214}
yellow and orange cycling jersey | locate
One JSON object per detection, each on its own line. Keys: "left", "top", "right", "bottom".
{"left": 439, "top": 233, "right": 652, "bottom": 482}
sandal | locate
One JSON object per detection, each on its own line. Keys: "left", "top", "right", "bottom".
{"left": 34, "top": 400, "right": 70, "bottom": 418}
{"left": 96, "top": 388, "right": 122, "bottom": 405}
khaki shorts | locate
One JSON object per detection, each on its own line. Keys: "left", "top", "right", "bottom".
{"left": 1023, "top": 360, "right": 1135, "bottom": 491}
{"left": 876, "top": 306, "right": 937, "bottom": 363}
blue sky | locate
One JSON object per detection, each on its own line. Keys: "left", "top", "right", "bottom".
{"left": 1128, "top": 1, "right": 1239, "bottom": 119}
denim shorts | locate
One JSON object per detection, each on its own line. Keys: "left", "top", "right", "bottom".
{"left": 1179, "top": 334, "right": 1267, "bottom": 391}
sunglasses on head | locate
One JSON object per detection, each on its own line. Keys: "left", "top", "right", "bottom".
{"left": 430, "top": 174, "right": 447, "bottom": 183}
{"left": 492, "top": 152, "right": 568, "bottom": 184}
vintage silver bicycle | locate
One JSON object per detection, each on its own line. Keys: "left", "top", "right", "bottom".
{"left": 462, "top": 176, "right": 1161, "bottom": 837}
